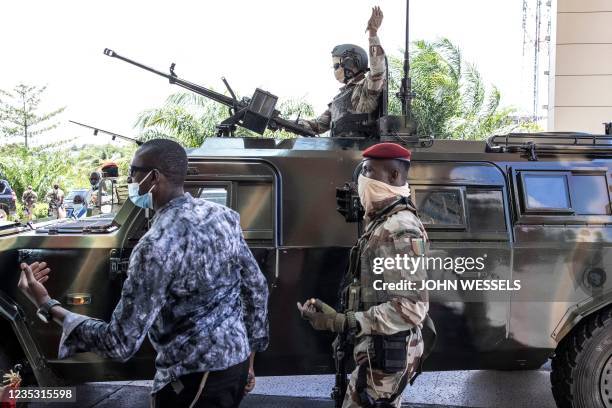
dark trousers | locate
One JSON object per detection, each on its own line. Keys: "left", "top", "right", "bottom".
{"left": 152, "top": 359, "right": 249, "bottom": 408}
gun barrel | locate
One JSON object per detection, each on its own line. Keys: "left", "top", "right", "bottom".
{"left": 104, "top": 48, "right": 237, "bottom": 108}
{"left": 272, "top": 117, "right": 316, "bottom": 137}
{"left": 104, "top": 48, "right": 316, "bottom": 137}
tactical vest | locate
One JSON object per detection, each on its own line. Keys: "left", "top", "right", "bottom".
{"left": 330, "top": 85, "right": 378, "bottom": 138}
{"left": 343, "top": 196, "right": 426, "bottom": 313}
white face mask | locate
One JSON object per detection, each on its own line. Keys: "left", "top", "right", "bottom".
{"left": 357, "top": 174, "right": 411, "bottom": 216}
{"left": 128, "top": 171, "right": 155, "bottom": 209}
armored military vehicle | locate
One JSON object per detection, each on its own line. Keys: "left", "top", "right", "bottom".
{"left": 1, "top": 3, "right": 611, "bottom": 407}
{"left": 1, "top": 131, "right": 611, "bottom": 408}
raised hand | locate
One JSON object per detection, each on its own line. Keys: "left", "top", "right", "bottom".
{"left": 366, "top": 6, "right": 383, "bottom": 35}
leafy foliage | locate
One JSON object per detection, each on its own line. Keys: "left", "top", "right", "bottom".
{"left": 0, "top": 84, "right": 65, "bottom": 148}
{"left": 0, "top": 142, "right": 136, "bottom": 212}
{"left": 135, "top": 92, "right": 315, "bottom": 147}
{"left": 388, "top": 38, "right": 538, "bottom": 139}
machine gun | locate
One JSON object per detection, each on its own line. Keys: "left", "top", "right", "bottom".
{"left": 103, "top": 49, "right": 315, "bottom": 138}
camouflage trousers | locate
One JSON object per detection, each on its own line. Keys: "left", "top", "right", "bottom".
{"left": 342, "top": 329, "right": 424, "bottom": 408}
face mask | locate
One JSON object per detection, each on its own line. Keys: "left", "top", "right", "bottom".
{"left": 357, "top": 174, "right": 411, "bottom": 216}
{"left": 128, "top": 171, "right": 155, "bottom": 209}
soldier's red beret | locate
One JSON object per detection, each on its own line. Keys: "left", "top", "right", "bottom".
{"left": 362, "top": 142, "right": 411, "bottom": 162}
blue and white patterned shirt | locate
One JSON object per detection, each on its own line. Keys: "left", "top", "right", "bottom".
{"left": 58, "top": 193, "right": 269, "bottom": 393}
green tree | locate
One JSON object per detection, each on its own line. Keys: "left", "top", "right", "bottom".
{"left": 0, "top": 142, "right": 73, "bottom": 201}
{"left": 134, "top": 92, "right": 314, "bottom": 147}
{"left": 0, "top": 84, "right": 65, "bottom": 148}
{"left": 0, "top": 142, "right": 136, "bottom": 207}
{"left": 388, "top": 38, "right": 536, "bottom": 139}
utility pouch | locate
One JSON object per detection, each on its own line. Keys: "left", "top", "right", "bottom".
{"left": 346, "top": 282, "right": 361, "bottom": 312}
{"left": 372, "top": 330, "right": 411, "bottom": 374}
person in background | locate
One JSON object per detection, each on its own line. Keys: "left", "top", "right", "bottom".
{"left": 71, "top": 195, "right": 87, "bottom": 219}
{"left": 45, "top": 183, "right": 65, "bottom": 219}
{"left": 86, "top": 171, "right": 102, "bottom": 210}
{"left": 22, "top": 186, "right": 38, "bottom": 221}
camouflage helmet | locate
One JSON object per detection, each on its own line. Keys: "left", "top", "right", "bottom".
{"left": 332, "top": 44, "right": 369, "bottom": 79}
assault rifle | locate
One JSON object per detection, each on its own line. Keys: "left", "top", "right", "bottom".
{"left": 331, "top": 333, "right": 349, "bottom": 408}
{"left": 103, "top": 49, "right": 315, "bottom": 138}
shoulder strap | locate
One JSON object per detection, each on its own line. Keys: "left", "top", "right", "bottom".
{"left": 408, "top": 314, "right": 437, "bottom": 386}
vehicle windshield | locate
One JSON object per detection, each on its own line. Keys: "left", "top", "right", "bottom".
{"left": 66, "top": 189, "right": 89, "bottom": 201}
{"left": 26, "top": 177, "right": 128, "bottom": 231}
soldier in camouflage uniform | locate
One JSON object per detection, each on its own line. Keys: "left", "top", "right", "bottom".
{"left": 298, "top": 142, "right": 430, "bottom": 408}
{"left": 299, "top": 6, "right": 386, "bottom": 137}
{"left": 21, "top": 185, "right": 38, "bottom": 221}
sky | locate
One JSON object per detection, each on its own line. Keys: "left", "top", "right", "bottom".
{"left": 0, "top": 0, "right": 546, "bottom": 145}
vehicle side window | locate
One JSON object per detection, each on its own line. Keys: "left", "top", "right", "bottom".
{"left": 186, "top": 181, "right": 275, "bottom": 242}
{"left": 199, "top": 186, "right": 229, "bottom": 206}
{"left": 517, "top": 171, "right": 611, "bottom": 216}
{"left": 466, "top": 189, "right": 506, "bottom": 232}
{"left": 572, "top": 175, "right": 610, "bottom": 215}
{"left": 521, "top": 173, "right": 571, "bottom": 212}
{"left": 413, "top": 187, "right": 466, "bottom": 229}
{"left": 235, "top": 182, "right": 274, "bottom": 241}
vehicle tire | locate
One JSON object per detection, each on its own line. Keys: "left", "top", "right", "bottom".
{"left": 551, "top": 305, "right": 612, "bottom": 408}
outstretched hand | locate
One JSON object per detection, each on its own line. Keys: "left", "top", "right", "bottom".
{"left": 17, "top": 262, "right": 52, "bottom": 307}
{"left": 366, "top": 6, "right": 383, "bottom": 35}
{"left": 297, "top": 298, "right": 346, "bottom": 332}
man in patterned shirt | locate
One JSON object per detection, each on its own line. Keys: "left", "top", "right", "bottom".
{"left": 18, "top": 138, "right": 269, "bottom": 407}
{"left": 299, "top": 6, "right": 386, "bottom": 137}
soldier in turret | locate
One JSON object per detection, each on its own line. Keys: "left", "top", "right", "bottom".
{"left": 298, "top": 143, "right": 432, "bottom": 408}
{"left": 299, "top": 6, "right": 386, "bottom": 138}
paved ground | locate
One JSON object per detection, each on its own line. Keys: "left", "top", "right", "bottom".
{"left": 29, "top": 364, "right": 557, "bottom": 407}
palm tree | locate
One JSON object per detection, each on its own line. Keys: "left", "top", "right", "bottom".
{"left": 388, "top": 38, "right": 532, "bottom": 139}
{"left": 134, "top": 92, "right": 315, "bottom": 147}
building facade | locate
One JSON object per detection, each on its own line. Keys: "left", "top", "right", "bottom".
{"left": 549, "top": 0, "right": 612, "bottom": 133}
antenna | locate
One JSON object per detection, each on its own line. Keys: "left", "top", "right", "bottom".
{"left": 397, "top": 0, "right": 413, "bottom": 118}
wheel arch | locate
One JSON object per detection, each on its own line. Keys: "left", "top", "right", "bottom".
{"left": 552, "top": 299, "right": 612, "bottom": 344}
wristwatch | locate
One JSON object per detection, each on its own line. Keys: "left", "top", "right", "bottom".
{"left": 36, "top": 299, "right": 61, "bottom": 323}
